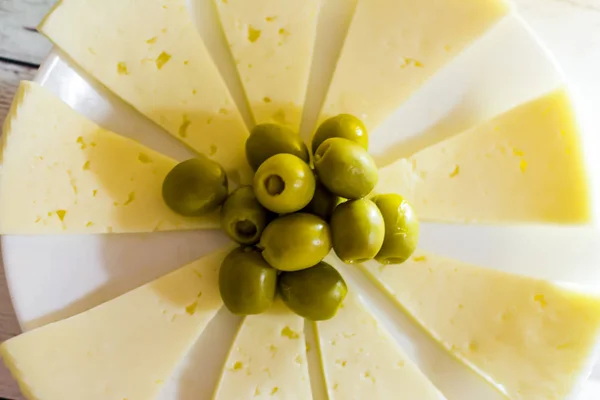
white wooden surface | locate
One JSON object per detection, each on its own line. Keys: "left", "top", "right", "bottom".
{"left": 0, "top": 0, "right": 600, "bottom": 398}
{"left": 0, "top": 0, "right": 55, "bottom": 65}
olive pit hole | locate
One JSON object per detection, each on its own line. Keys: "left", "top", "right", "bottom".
{"left": 265, "top": 175, "right": 285, "bottom": 196}
{"left": 234, "top": 219, "right": 258, "bottom": 240}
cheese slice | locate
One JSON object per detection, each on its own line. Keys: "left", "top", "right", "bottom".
{"left": 362, "top": 252, "right": 600, "bottom": 399}
{"left": 376, "top": 88, "right": 590, "bottom": 223}
{"left": 0, "top": 82, "right": 218, "bottom": 234}
{"left": 215, "top": 0, "right": 319, "bottom": 130}
{"left": 315, "top": 290, "right": 444, "bottom": 399}
{"left": 0, "top": 248, "right": 228, "bottom": 400}
{"left": 213, "top": 300, "right": 312, "bottom": 399}
{"left": 39, "top": 0, "right": 250, "bottom": 182}
{"left": 318, "top": 0, "right": 509, "bottom": 131}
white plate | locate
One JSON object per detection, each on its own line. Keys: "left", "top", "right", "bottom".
{"left": 3, "top": 2, "right": 600, "bottom": 399}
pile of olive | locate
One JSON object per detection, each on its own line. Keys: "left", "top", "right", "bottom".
{"left": 162, "top": 114, "right": 419, "bottom": 321}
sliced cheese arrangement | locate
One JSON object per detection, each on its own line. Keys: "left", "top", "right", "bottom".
{"left": 362, "top": 252, "right": 600, "bottom": 399}
{"left": 213, "top": 300, "right": 312, "bottom": 399}
{"left": 315, "top": 289, "right": 445, "bottom": 399}
{"left": 215, "top": 0, "right": 320, "bottom": 130}
{"left": 318, "top": 0, "right": 509, "bottom": 131}
{"left": 39, "top": 0, "right": 251, "bottom": 182}
{"left": 0, "top": 82, "right": 218, "bottom": 234}
{"left": 1, "top": 0, "right": 598, "bottom": 397}
{"left": 376, "top": 88, "right": 591, "bottom": 224}
{"left": 0, "top": 248, "right": 228, "bottom": 400}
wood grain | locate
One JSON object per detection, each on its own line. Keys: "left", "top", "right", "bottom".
{"left": 0, "top": 0, "right": 56, "bottom": 65}
{"left": 0, "top": 63, "right": 36, "bottom": 121}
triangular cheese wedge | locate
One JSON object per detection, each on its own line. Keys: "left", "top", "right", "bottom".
{"left": 0, "top": 82, "right": 218, "bottom": 234}
{"left": 213, "top": 300, "right": 312, "bottom": 399}
{"left": 315, "top": 289, "right": 445, "bottom": 399}
{"left": 318, "top": 0, "right": 509, "bottom": 130}
{"left": 215, "top": 0, "right": 320, "bottom": 130}
{"left": 362, "top": 252, "right": 600, "bottom": 399}
{"left": 39, "top": 0, "right": 250, "bottom": 182}
{"left": 376, "top": 88, "right": 590, "bottom": 223}
{"left": 0, "top": 248, "right": 228, "bottom": 400}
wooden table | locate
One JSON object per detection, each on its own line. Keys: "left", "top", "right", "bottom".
{"left": 1, "top": 0, "right": 600, "bottom": 398}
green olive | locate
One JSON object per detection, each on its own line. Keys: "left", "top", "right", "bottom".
{"left": 162, "top": 157, "right": 228, "bottom": 217}
{"left": 372, "top": 194, "right": 419, "bottom": 265}
{"left": 220, "top": 186, "right": 268, "bottom": 245}
{"left": 259, "top": 213, "right": 332, "bottom": 271}
{"left": 219, "top": 247, "right": 277, "bottom": 315}
{"left": 312, "top": 114, "right": 368, "bottom": 154}
{"left": 246, "top": 123, "right": 310, "bottom": 171}
{"left": 302, "top": 180, "right": 342, "bottom": 221}
{"left": 314, "top": 138, "right": 378, "bottom": 199}
{"left": 253, "top": 154, "right": 316, "bottom": 214}
{"left": 331, "top": 199, "right": 384, "bottom": 263}
{"left": 279, "top": 262, "right": 347, "bottom": 321}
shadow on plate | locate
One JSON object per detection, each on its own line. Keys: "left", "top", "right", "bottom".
{"left": 337, "top": 261, "right": 505, "bottom": 400}
{"left": 158, "top": 307, "right": 242, "bottom": 400}
{"left": 6, "top": 229, "right": 229, "bottom": 331}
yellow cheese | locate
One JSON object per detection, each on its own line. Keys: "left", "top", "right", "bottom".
{"left": 215, "top": 0, "right": 319, "bottom": 130}
{"left": 315, "top": 290, "right": 444, "bottom": 399}
{"left": 213, "top": 300, "right": 312, "bottom": 399}
{"left": 0, "top": 82, "right": 218, "bottom": 234}
{"left": 39, "top": 0, "right": 250, "bottom": 182}
{"left": 376, "top": 88, "right": 590, "bottom": 223}
{"left": 0, "top": 248, "right": 228, "bottom": 400}
{"left": 318, "top": 0, "right": 509, "bottom": 131}
{"left": 362, "top": 252, "right": 600, "bottom": 399}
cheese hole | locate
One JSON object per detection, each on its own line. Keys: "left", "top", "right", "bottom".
{"left": 156, "top": 52, "right": 172, "bottom": 69}
{"left": 56, "top": 210, "right": 67, "bottom": 222}
{"left": 534, "top": 294, "right": 547, "bottom": 307}
{"left": 138, "top": 153, "right": 152, "bottom": 163}
{"left": 248, "top": 26, "right": 261, "bottom": 42}
{"left": 123, "top": 192, "right": 136, "bottom": 206}
{"left": 185, "top": 301, "right": 198, "bottom": 315}
{"left": 117, "top": 62, "right": 129, "bottom": 75}
{"left": 281, "top": 326, "right": 299, "bottom": 339}
{"left": 468, "top": 341, "right": 479, "bottom": 352}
